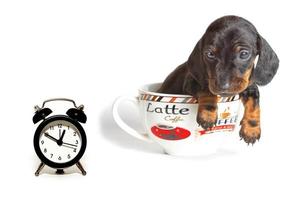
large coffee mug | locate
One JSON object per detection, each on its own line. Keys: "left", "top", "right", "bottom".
{"left": 113, "top": 83, "right": 241, "bottom": 156}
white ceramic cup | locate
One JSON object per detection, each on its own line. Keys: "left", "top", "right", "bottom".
{"left": 113, "top": 83, "right": 241, "bottom": 156}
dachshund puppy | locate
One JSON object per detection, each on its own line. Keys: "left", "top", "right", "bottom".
{"left": 158, "top": 16, "right": 279, "bottom": 144}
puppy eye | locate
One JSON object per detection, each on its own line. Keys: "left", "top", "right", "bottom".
{"left": 239, "top": 50, "right": 251, "bottom": 60}
{"left": 206, "top": 51, "right": 216, "bottom": 59}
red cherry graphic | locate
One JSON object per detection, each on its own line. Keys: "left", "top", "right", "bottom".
{"left": 151, "top": 125, "right": 191, "bottom": 140}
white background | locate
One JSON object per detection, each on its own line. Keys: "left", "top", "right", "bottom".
{"left": 0, "top": 0, "right": 299, "bottom": 199}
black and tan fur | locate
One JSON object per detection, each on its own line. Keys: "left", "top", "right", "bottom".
{"left": 158, "top": 16, "right": 279, "bottom": 144}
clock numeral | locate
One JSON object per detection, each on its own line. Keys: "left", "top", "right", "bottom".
{"left": 73, "top": 148, "right": 77, "bottom": 153}
{"left": 50, "top": 126, "right": 54, "bottom": 130}
{"left": 58, "top": 124, "right": 62, "bottom": 128}
{"left": 73, "top": 132, "right": 77, "bottom": 136}
{"left": 58, "top": 156, "right": 62, "bottom": 160}
{"left": 67, "top": 154, "right": 71, "bottom": 159}
{"left": 41, "top": 140, "right": 44, "bottom": 145}
{"left": 43, "top": 148, "right": 47, "bottom": 153}
{"left": 50, "top": 153, "right": 53, "bottom": 158}
{"left": 67, "top": 126, "right": 70, "bottom": 130}
{"left": 75, "top": 140, "right": 78, "bottom": 144}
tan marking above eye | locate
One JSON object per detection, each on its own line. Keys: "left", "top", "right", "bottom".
{"left": 205, "top": 46, "right": 219, "bottom": 54}
{"left": 233, "top": 46, "right": 242, "bottom": 53}
{"left": 211, "top": 47, "right": 219, "bottom": 53}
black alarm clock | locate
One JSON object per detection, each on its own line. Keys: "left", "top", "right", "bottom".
{"left": 33, "top": 98, "right": 87, "bottom": 176}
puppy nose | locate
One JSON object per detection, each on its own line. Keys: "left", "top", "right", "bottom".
{"left": 219, "top": 82, "right": 230, "bottom": 90}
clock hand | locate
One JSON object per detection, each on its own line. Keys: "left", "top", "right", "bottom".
{"left": 44, "top": 133, "right": 59, "bottom": 143}
{"left": 57, "top": 130, "right": 66, "bottom": 146}
{"left": 62, "top": 142, "right": 78, "bottom": 147}
{"left": 61, "top": 144, "right": 77, "bottom": 150}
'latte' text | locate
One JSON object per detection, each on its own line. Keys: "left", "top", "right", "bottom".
{"left": 146, "top": 103, "right": 189, "bottom": 115}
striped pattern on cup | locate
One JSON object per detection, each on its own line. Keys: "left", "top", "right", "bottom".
{"left": 139, "top": 94, "right": 239, "bottom": 104}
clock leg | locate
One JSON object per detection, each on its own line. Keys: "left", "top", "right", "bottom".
{"left": 76, "top": 161, "right": 87, "bottom": 176}
{"left": 35, "top": 162, "right": 45, "bottom": 176}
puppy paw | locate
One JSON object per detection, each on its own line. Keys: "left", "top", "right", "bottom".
{"left": 197, "top": 105, "right": 218, "bottom": 130}
{"left": 239, "top": 119, "right": 261, "bottom": 145}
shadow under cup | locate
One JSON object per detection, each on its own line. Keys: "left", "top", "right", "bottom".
{"left": 113, "top": 83, "right": 241, "bottom": 156}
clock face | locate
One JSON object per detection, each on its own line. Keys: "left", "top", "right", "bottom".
{"left": 39, "top": 120, "right": 82, "bottom": 163}
{"left": 34, "top": 116, "right": 87, "bottom": 168}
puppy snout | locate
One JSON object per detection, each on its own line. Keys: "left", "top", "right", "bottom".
{"left": 216, "top": 77, "right": 231, "bottom": 91}
{"left": 218, "top": 82, "right": 230, "bottom": 90}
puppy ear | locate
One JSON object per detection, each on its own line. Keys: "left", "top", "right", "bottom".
{"left": 254, "top": 35, "right": 279, "bottom": 86}
{"left": 183, "top": 39, "right": 207, "bottom": 96}
{"left": 183, "top": 72, "right": 200, "bottom": 95}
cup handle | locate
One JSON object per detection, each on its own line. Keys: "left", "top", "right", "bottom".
{"left": 113, "top": 96, "right": 153, "bottom": 143}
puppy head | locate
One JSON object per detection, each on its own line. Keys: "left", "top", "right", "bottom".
{"left": 188, "top": 16, "right": 279, "bottom": 96}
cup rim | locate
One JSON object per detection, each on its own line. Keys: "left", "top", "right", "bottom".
{"left": 138, "top": 82, "right": 240, "bottom": 101}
